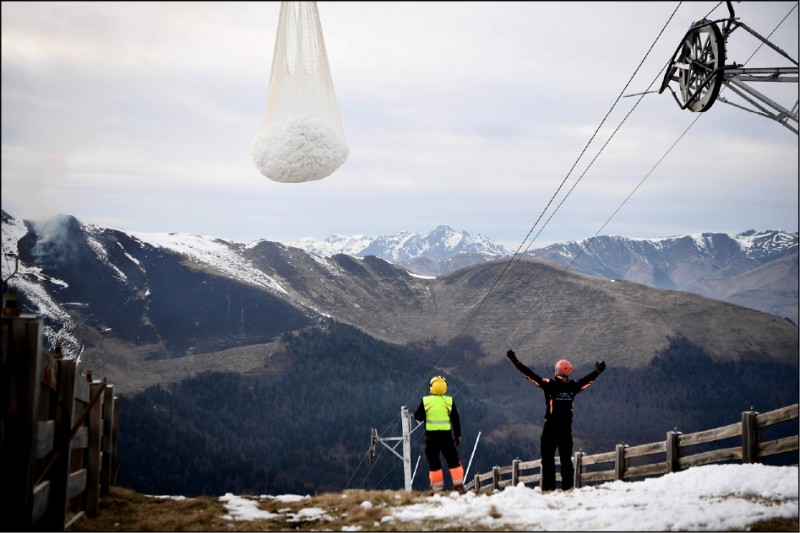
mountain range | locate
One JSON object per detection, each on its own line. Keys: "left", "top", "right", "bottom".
{"left": 2, "top": 209, "right": 797, "bottom": 495}
{"left": 2, "top": 210, "right": 796, "bottom": 391}
{"left": 290, "top": 225, "right": 798, "bottom": 324}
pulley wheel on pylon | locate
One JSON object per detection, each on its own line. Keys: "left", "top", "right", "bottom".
{"left": 676, "top": 19, "right": 726, "bottom": 112}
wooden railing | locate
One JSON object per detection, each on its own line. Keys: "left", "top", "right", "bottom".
{"left": 1, "top": 314, "right": 119, "bottom": 531}
{"left": 464, "top": 403, "right": 799, "bottom": 493}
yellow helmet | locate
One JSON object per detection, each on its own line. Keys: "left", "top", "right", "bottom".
{"left": 429, "top": 375, "right": 447, "bottom": 395}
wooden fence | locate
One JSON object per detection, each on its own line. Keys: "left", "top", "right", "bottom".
{"left": 1, "top": 313, "right": 119, "bottom": 531}
{"left": 464, "top": 403, "right": 799, "bottom": 493}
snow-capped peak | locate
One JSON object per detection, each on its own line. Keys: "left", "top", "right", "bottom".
{"left": 290, "top": 225, "right": 510, "bottom": 263}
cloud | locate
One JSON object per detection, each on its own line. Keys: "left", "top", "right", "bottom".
{"left": 1, "top": 2, "right": 797, "bottom": 247}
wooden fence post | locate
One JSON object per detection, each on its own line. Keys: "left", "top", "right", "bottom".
{"left": 666, "top": 429, "right": 682, "bottom": 472}
{"left": 573, "top": 450, "right": 583, "bottom": 489}
{"left": 492, "top": 466, "right": 500, "bottom": 491}
{"left": 1, "top": 315, "right": 44, "bottom": 530}
{"left": 614, "top": 443, "right": 628, "bottom": 480}
{"left": 742, "top": 407, "right": 760, "bottom": 464}
{"left": 539, "top": 461, "right": 545, "bottom": 491}
{"left": 511, "top": 459, "right": 520, "bottom": 487}
{"left": 473, "top": 474, "right": 480, "bottom": 494}
{"left": 69, "top": 375, "right": 91, "bottom": 516}
{"left": 40, "top": 359, "right": 78, "bottom": 531}
{"left": 111, "top": 397, "right": 120, "bottom": 486}
{"left": 86, "top": 379, "right": 106, "bottom": 518}
{"left": 101, "top": 385, "right": 115, "bottom": 494}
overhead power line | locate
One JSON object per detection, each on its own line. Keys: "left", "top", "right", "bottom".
{"left": 350, "top": 2, "right": 686, "bottom": 490}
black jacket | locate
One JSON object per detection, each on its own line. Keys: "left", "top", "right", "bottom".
{"left": 510, "top": 358, "right": 601, "bottom": 424}
{"left": 413, "top": 396, "right": 461, "bottom": 438}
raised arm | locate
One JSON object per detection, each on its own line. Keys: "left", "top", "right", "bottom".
{"left": 574, "top": 360, "right": 606, "bottom": 390}
{"left": 506, "top": 349, "right": 545, "bottom": 387}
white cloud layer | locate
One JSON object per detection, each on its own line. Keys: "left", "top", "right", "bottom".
{"left": 2, "top": 1, "right": 797, "bottom": 249}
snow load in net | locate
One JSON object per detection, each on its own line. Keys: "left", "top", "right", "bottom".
{"left": 252, "top": 1, "right": 349, "bottom": 183}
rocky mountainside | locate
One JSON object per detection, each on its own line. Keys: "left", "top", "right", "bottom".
{"left": 2, "top": 210, "right": 796, "bottom": 395}
{"left": 523, "top": 232, "right": 798, "bottom": 324}
{"left": 291, "top": 227, "right": 798, "bottom": 324}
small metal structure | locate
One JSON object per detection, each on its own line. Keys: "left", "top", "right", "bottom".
{"left": 659, "top": 1, "right": 798, "bottom": 133}
{"left": 367, "top": 405, "right": 422, "bottom": 492}
{"left": 2, "top": 252, "right": 20, "bottom": 314}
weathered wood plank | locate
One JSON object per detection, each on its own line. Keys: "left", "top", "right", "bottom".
{"left": 36, "top": 420, "right": 55, "bottom": 458}
{"left": 623, "top": 462, "right": 668, "bottom": 479}
{"left": 64, "top": 511, "right": 86, "bottom": 531}
{"left": 679, "top": 422, "right": 741, "bottom": 446}
{"left": 74, "top": 376, "right": 90, "bottom": 404}
{"left": 759, "top": 436, "right": 799, "bottom": 457}
{"left": 757, "top": 404, "right": 799, "bottom": 427}
{"left": 40, "top": 348, "right": 57, "bottom": 391}
{"left": 581, "top": 451, "right": 616, "bottom": 465}
{"left": 66, "top": 469, "right": 88, "bottom": 500}
{"left": 680, "top": 446, "right": 742, "bottom": 468}
{"left": 625, "top": 441, "right": 666, "bottom": 458}
{"left": 32, "top": 481, "right": 50, "bottom": 525}
{"left": 518, "top": 459, "right": 541, "bottom": 470}
{"left": 71, "top": 426, "right": 89, "bottom": 449}
{"left": 581, "top": 470, "right": 616, "bottom": 483}
{"left": 496, "top": 464, "right": 514, "bottom": 475}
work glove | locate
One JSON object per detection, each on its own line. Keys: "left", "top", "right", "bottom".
{"left": 454, "top": 436, "right": 461, "bottom": 447}
{"left": 506, "top": 349, "right": 518, "bottom": 363}
{"left": 596, "top": 360, "right": 606, "bottom": 373}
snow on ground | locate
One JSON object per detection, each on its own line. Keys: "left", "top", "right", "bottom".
{"left": 217, "top": 463, "right": 798, "bottom": 531}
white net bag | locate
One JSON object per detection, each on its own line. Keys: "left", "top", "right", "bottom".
{"left": 252, "top": 1, "right": 349, "bottom": 183}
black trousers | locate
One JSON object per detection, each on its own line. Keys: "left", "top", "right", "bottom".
{"left": 540, "top": 421, "right": 574, "bottom": 490}
{"left": 424, "top": 431, "right": 460, "bottom": 471}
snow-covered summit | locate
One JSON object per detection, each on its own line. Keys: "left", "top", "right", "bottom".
{"left": 290, "top": 225, "right": 511, "bottom": 263}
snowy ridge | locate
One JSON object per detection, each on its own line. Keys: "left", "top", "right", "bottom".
{"left": 129, "top": 232, "right": 289, "bottom": 296}
{"left": 289, "top": 234, "right": 372, "bottom": 258}
{"left": 735, "top": 229, "right": 798, "bottom": 257}
{"left": 290, "top": 225, "right": 511, "bottom": 262}
{"left": 612, "top": 229, "right": 797, "bottom": 258}
{"left": 85, "top": 227, "right": 128, "bottom": 284}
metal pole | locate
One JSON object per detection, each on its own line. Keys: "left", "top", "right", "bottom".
{"left": 411, "top": 455, "right": 421, "bottom": 486}
{"left": 463, "top": 431, "right": 481, "bottom": 480}
{"left": 401, "top": 406, "right": 412, "bottom": 492}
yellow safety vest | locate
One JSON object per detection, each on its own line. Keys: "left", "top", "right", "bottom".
{"left": 423, "top": 395, "right": 453, "bottom": 431}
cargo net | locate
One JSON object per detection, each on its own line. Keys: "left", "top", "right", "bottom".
{"left": 252, "top": 1, "right": 349, "bottom": 183}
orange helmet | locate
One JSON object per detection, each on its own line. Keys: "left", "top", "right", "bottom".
{"left": 555, "top": 359, "right": 573, "bottom": 378}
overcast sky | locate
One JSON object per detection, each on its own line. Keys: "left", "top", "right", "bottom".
{"left": 2, "top": 1, "right": 797, "bottom": 249}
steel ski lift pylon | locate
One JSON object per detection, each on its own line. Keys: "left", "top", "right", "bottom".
{"left": 367, "top": 406, "right": 422, "bottom": 492}
{"left": 658, "top": 1, "right": 798, "bottom": 134}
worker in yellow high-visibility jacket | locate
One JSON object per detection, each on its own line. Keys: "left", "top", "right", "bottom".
{"left": 413, "top": 375, "right": 464, "bottom": 492}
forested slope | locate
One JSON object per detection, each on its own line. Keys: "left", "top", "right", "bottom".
{"left": 117, "top": 320, "right": 798, "bottom": 496}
